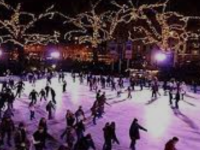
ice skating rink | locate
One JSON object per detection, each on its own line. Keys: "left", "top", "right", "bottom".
{"left": 1, "top": 74, "right": 200, "bottom": 150}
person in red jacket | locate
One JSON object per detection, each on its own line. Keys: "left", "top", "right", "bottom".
{"left": 164, "top": 137, "right": 179, "bottom": 150}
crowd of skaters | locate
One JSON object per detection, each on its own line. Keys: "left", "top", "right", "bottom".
{"left": 0, "top": 69, "right": 193, "bottom": 150}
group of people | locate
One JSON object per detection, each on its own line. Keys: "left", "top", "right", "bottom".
{"left": 0, "top": 69, "right": 185, "bottom": 150}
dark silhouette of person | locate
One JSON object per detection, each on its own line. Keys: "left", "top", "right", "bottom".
{"left": 129, "top": 118, "right": 147, "bottom": 150}
{"left": 164, "top": 137, "right": 179, "bottom": 150}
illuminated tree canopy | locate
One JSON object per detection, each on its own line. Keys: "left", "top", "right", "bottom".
{"left": 0, "top": 0, "right": 60, "bottom": 47}
{"left": 0, "top": 0, "right": 200, "bottom": 54}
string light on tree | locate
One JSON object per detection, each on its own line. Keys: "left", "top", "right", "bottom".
{"left": 0, "top": 0, "right": 60, "bottom": 48}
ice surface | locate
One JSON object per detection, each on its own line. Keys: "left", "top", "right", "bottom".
{"left": 1, "top": 74, "right": 200, "bottom": 150}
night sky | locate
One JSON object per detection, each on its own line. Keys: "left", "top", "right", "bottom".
{"left": 4, "top": 0, "right": 200, "bottom": 15}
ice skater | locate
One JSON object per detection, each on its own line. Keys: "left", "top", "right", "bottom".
{"left": 129, "top": 118, "right": 147, "bottom": 150}
{"left": 29, "top": 103, "right": 35, "bottom": 120}
{"left": 29, "top": 89, "right": 39, "bottom": 104}
{"left": 46, "top": 101, "right": 55, "bottom": 120}
{"left": 164, "top": 137, "right": 179, "bottom": 150}
{"left": 50, "top": 88, "right": 57, "bottom": 104}
{"left": 39, "top": 89, "right": 46, "bottom": 101}
{"left": 127, "top": 86, "right": 132, "bottom": 99}
{"left": 63, "top": 80, "right": 67, "bottom": 93}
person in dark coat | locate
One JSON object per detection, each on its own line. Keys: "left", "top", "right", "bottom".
{"left": 164, "top": 137, "right": 179, "bottom": 150}
{"left": 33, "top": 126, "right": 46, "bottom": 150}
{"left": 15, "top": 83, "right": 24, "bottom": 98}
{"left": 0, "top": 116, "right": 15, "bottom": 146}
{"left": 50, "top": 88, "right": 56, "bottom": 104}
{"left": 169, "top": 86, "right": 173, "bottom": 106}
{"left": 45, "top": 84, "right": 50, "bottom": 98}
{"left": 75, "top": 106, "right": 86, "bottom": 123}
{"left": 63, "top": 80, "right": 67, "bottom": 93}
{"left": 39, "top": 89, "right": 46, "bottom": 101}
{"left": 75, "top": 120, "right": 85, "bottom": 141}
{"left": 7, "top": 91, "right": 15, "bottom": 110}
{"left": 60, "top": 127, "right": 75, "bottom": 149}
{"left": 175, "top": 90, "right": 181, "bottom": 109}
{"left": 46, "top": 101, "right": 55, "bottom": 120}
{"left": 38, "top": 118, "right": 48, "bottom": 148}
{"left": 14, "top": 122, "right": 29, "bottom": 150}
{"left": 74, "top": 134, "right": 96, "bottom": 150}
{"left": 110, "top": 122, "right": 120, "bottom": 145}
{"left": 65, "top": 110, "right": 75, "bottom": 127}
{"left": 103, "top": 122, "right": 112, "bottom": 150}
{"left": 29, "top": 89, "right": 39, "bottom": 104}
{"left": 129, "top": 118, "right": 147, "bottom": 150}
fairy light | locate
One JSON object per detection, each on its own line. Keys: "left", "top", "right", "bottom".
{"left": 0, "top": 0, "right": 59, "bottom": 48}
{"left": 120, "top": 0, "right": 200, "bottom": 53}
{"left": 1, "top": 0, "right": 199, "bottom": 54}
{"left": 59, "top": 0, "right": 124, "bottom": 48}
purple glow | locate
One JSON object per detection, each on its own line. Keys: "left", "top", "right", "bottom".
{"left": 50, "top": 51, "right": 60, "bottom": 59}
{"left": 0, "top": 50, "right": 2, "bottom": 56}
{"left": 155, "top": 53, "right": 166, "bottom": 62}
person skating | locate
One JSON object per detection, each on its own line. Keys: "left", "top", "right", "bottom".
{"left": 75, "top": 106, "right": 86, "bottom": 123}
{"left": 180, "top": 82, "right": 187, "bottom": 100}
{"left": 1, "top": 81, "right": 8, "bottom": 92}
{"left": 46, "top": 75, "right": 52, "bottom": 85}
{"left": 72, "top": 73, "right": 76, "bottom": 83}
{"left": 15, "top": 82, "right": 25, "bottom": 98}
{"left": 0, "top": 116, "right": 15, "bottom": 147}
{"left": 110, "top": 122, "right": 120, "bottom": 145}
{"left": 29, "top": 103, "right": 35, "bottom": 120}
{"left": 90, "top": 100, "right": 99, "bottom": 125}
{"left": 130, "top": 78, "right": 135, "bottom": 91}
{"left": 169, "top": 86, "right": 173, "bottom": 106}
{"left": 75, "top": 120, "right": 85, "bottom": 141}
{"left": 164, "top": 137, "right": 179, "bottom": 150}
{"left": 139, "top": 77, "right": 144, "bottom": 91}
{"left": 97, "top": 92, "right": 110, "bottom": 117}
{"left": 111, "top": 80, "right": 116, "bottom": 91}
{"left": 175, "top": 90, "right": 181, "bottom": 109}
{"left": 63, "top": 80, "right": 67, "bottom": 93}
{"left": 127, "top": 86, "right": 132, "bottom": 99}
{"left": 50, "top": 88, "right": 57, "bottom": 104}
{"left": 38, "top": 118, "right": 48, "bottom": 148}
{"left": 151, "top": 82, "right": 159, "bottom": 99}
{"left": 60, "top": 127, "right": 75, "bottom": 149}
{"left": 33, "top": 126, "right": 46, "bottom": 150}
{"left": 74, "top": 134, "right": 96, "bottom": 150}
{"left": 29, "top": 89, "right": 39, "bottom": 104}
{"left": 39, "top": 89, "right": 46, "bottom": 101}
{"left": 163, "top": 81, "right": 168, "bottom": 96}
{"left": 58, "top": 72, "right": 62, "bottom": 83}
{"left": 14, "top": 122, "right": 29, "bottom": 150}
{"left": 129, "top": 118, "right": 147, "bottom": 150}
{"left": 46, "top": 101, "right": 55, "bottom": 120}
{"left": 65, "top": 110, "right": 75, "bottom": 127}
{"left": 8, "top": 78, "right": 15, "bottom": 89}
{"left": 103, "top": 122, "right": 112, "bottom": 150}
{"left": 45, "top": 84, "right": 50, "bottom": 98}
{"left": 192, "top": 81, "right": 197, "bottom": 93}
{"left": 7, "top": 91, "right": 15, "bottom": 110}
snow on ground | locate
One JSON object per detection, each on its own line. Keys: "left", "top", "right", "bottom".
{"left": 1, "top": 74, "right": 200, "bottom": 150}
